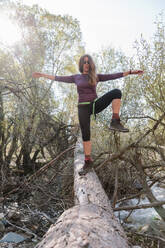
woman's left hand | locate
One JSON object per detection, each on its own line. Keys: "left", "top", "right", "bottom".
{"left": 131, "top": 70, "right": 144, "bottom": 75}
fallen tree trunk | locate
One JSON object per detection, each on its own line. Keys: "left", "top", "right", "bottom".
{"left": 35, "top": 137, "right": 130, "bottom": 248}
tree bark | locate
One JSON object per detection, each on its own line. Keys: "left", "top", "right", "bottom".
{"left": 0, "top": 92, "right": 4, "bottom": 166}
{"left": 35, "top": 136, "right": 130, "bottom": 248}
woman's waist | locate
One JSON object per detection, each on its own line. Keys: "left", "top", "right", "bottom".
{"left": 78, "top": 98, "right": 97, "bottom": 108}
{"left": 78, "top": 94, "right": 97, "bottom": 104}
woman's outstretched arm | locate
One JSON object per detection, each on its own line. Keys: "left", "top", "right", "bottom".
{"left": 123, "top": 70, "right": 144, "bottom": 77}
{"left": 32, "top": 72, "right": 75, "bottom": 83}
{"left": 97, "top": 70, "right": 144, "bottom": 82}
{"left": 32, "top": 72, "right": 55, "bottom": 80}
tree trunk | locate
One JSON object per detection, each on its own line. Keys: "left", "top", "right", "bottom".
{"left": 35, "top": 136, "right": 130, "bottom": 248}
{"left": 133, "top": 151, "right": 165, "bottom": 221}
{"left": 0, "top": 92, "right": 4, "bottom": 166}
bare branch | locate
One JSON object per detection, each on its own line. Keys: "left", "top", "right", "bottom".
{"left": 4, "top": 145, "right": 75, "bottom": 197}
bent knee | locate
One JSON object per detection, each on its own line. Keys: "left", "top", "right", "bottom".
{"left": 112, "top": 88, "right": 122, "bottom": 99}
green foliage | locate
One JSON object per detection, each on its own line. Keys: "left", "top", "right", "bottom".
{"left": 133, "top": 13, "right": 165, "bottom": 144}
{"left": 135, "top": 13, "right": 165, "bottom": 114}
{"left": 0, "top": 1, "right": 83, "bottom": 176}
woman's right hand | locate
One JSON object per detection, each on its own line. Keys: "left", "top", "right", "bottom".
{"left": 32, "top": 72, "right": 43, "bottom": 78}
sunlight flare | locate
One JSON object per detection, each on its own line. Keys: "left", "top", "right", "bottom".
{"left": 0, "top": 12, "right": 21, "bottom": 45}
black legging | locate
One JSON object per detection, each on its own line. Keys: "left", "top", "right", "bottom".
{"left": 78, "top": 89, "right": 122, "bottom": 141}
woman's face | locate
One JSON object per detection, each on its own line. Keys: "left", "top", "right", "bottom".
{"left": 83, "top": 56, "right": 90, "bottom": 74}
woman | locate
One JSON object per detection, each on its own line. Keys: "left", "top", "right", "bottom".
{"left": 32, "top": 54, "right": 143, "bottom": 175}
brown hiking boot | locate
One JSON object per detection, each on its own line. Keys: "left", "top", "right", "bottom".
{"left": 110, "top": 119, "right": 129, "bottom": 132}
{"left": 79, "top": 160, "right": 93, "bottom": 176}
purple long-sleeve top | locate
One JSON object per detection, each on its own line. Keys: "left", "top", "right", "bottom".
{"left": 55, "top": 73, "right": 123, "bottom": 103}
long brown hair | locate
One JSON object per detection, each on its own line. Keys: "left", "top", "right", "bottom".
{"left": 79, "top": 54, "right": 97, "bottom": 86}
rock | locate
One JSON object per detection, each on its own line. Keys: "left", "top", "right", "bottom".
{"left": 124, "top": 216, "right": 134, "bottom": 224}
{"left": 0, "top": 197, "right": 4, "bottom": 203}
{"left": 0, "top": 244, "right": 14, "bottom": 248}
{"left": 139, "top": 224, "right": 149, "bottom": 233}
{"left": 0, "top": 221, "right": 5, "bottom": 232}
{"left": 7, "top": 210, "right": 21, "bottom": 221}
{"left": 148, "top": 219, "right": 165, "bottom": 238}
{"left": 0, "top": 232, "right": 27, "bottom": 243}
{"left": 8, "top": 244, "right": 14, "bottom": 248}
{"left": 0, "top": 213, "right": 4, "bottom": 219}
{"left": 1, "top": 219, "right": 9, "bottom": 227}
{"left": 7, "top": 210, "right": 15, "bottom": 219}
{"left": 118, "top": 199, "right": 134, "bottom": 207}
{"left": 157, "top": 182, "right": 165, "bottom": 189}
{"left": 0, "top": 213, "right": 9, "bottom": 229}
{"left": 133, "top": 179, "right": 143, "bottom": 191}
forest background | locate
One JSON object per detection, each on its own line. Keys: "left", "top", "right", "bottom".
{"left": 0, "top": 1, "right": 165, "bottom": 247}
